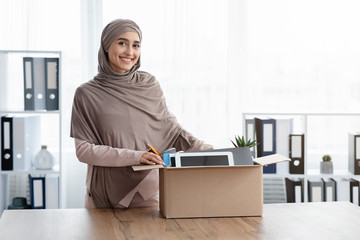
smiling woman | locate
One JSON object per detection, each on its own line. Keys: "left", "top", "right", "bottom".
{"left": 70, "top": 19, "right": 213, "bottom": 209}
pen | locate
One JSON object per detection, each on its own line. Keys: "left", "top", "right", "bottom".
{"left": 147, "top": 144, "right": 161, "bottom": 155}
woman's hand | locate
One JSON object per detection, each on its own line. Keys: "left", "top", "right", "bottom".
{"left": 139, "top": 152, "right": 164, "bottom": 165}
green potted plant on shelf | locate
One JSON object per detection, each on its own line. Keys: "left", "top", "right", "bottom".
{"left": 320, "top": 154, "right": 333, "bottom": 174}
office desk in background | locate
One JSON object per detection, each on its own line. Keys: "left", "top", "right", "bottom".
{"left": 0, "top": 202, "right": 358, "bottom": 240}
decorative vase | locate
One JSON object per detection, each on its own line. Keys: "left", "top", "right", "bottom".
{"left": 33, "top": 145, "right": 55, "bottom": 170}
{"left": 320, "top": 161, "right": 333, "bottom": 174}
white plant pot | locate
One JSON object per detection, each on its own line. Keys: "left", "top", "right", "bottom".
{"left": 320, "top": 161, "right": 333, "bottom": 174}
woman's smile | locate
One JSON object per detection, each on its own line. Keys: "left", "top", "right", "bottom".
{"left": 107, "top": 31, "right": 141, "bottom": 73}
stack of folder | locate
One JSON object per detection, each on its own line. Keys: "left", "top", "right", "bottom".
{"left": 245, "top": 117, "right": 304, "bottom": 174}
{"left": 23, "top": 57, "right": 59, "bottom": 111}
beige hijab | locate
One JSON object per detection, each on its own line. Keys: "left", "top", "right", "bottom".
{"left": 70, "top": 19, "right": 182, "bottom": 207}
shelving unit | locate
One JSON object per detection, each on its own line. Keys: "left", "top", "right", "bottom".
{"left": 0, "top": 50, "right": 62, "bottom": 215}
{"left": 243, "top": 112, "right": 360, "bottom": 203}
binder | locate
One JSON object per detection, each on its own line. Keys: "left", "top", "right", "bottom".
{"left": 1, "top": 116, "right": 13, "bottom": 170}
{"left": 13, "top": 116, "right": 41, "bottom": 171}
{"left": 0, "top": 117, "right": 1, "bottom": 170}
{"left": 275, "top": 118, "right": 293, "bottom": 174}
{"left": 349, "top": 178, "right": 360, "bottom": 206}
{"left": 245, "top": 119, "right": 256, "bottom": 158}
{"left": 285, "top": 177, "right": 304, "bottom": 203}
{"left": 307, "top": 178, "right": 324, "bottom": 202}
{"left": 23, "top": 57, "right": 46, "bottom": 110}
{"left": 255, "top": 118, "right": 276, "bottom": 173}
{"left": 28, "top": 174, "right": 45, "bottom": 209}
{"left": 45, "top": 58, "right": 59, "bottom": 110}
{"left": 322, "top": 178, "right": 336, "bottom": 202}
{"left": 335, "top": 178, "right": 350, "bottom": 202}
{"left": 289, "top": 134, "right": 305, "bottom": 174}
{"left": 23, "top": 57, "right": 35, "bottom": 110}
{"left": 348, "top": 133, "right": 360, "bottom": 175}
{"left": 45, "top": 174, "right": 59, "bottom": 209}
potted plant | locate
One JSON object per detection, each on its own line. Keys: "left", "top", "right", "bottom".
{"left": 320, "top": 154, "right": 333, "bottom": 174}
{"left": 231, "top": 135, "right": 257, "bottom": 148}
{"left": 228, "top": 135, "right": 257, "bottom": 164}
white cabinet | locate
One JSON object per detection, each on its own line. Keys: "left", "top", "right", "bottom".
{"left": 243, "top": 112, "right": 360, "bottom": 203}
{"left": 0, "top": 50, "right": 62, "bottom": 214}
{"left": 243, "top": 112, "right": 360, "bottom": 174}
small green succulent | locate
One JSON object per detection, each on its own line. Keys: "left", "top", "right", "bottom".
{"left": 322, "top": 154, "right": 332, "bottom": 162}
{"left": 231, "top": 135, "right": 257, "bottom": 148}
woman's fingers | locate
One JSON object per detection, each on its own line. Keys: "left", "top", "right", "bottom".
{"left": 140, "top": 152, "right": 164, "bottom": 165}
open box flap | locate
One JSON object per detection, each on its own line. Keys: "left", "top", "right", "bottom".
{"left": 253, "top": 153, "right": 291, "bottom": 166}
{"left": 132, "top": 165, "right": 163, "bottom": 171}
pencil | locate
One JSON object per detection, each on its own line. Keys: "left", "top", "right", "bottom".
{"left": 147, "top": 144, "right": 160, "bottom": 155}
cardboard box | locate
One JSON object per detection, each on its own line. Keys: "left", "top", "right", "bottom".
{"left": 133, "top": 153, "right": 289, "bottom": 218}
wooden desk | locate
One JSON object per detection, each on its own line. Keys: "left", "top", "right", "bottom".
{"left": 0, "top": 202, "right": 358, "bottom": 240}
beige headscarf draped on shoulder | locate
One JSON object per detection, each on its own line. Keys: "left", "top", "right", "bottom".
{"left": 70, "top": 19, "right": 182, "bottom": 207}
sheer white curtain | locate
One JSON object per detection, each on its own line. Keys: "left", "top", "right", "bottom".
{"left": 102, "top": 0, "right": 360, "bottom": 170}
{"left": 102, "top": 0, "right": 246, "bottom": 147}
{"left": 245, "top": 0, "right": 360, "bottom": 113}
{"left": 0, "top": 0, "right": 82, "bottom": 149}
{"left": 0, "top": 0, "right": 85, "bottom": 208}
{"left": 245, "top": 0, "right": 360, "bottom": 170}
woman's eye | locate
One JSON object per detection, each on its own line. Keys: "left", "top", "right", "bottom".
{"left": 119, "top": 42, "right": 126, "bottom": 46}
{"left": 133, "top": 44, "right": 141, "bottom": 48}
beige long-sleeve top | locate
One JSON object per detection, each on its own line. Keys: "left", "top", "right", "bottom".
{"left": 75, "top": 131, "right": 212, "bottom": 208}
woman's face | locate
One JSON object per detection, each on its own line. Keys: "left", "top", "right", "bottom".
{"left": 107, "top": 31, "right": 141, "bottom": 73}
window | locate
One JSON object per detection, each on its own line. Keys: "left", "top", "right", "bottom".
{"left": 102, "top": 0, "right": 360, "bottom": 171}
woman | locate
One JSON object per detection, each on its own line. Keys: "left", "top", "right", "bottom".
{"left": 70, "top": 19, "right": 212, "bottom": 208}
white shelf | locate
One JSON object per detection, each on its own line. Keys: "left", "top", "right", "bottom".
{"left": 0, "top": 168, "right": 60, "bottom": 176}
{"left": 245, "top": 112, "right": 360, "bottom": 203}
{"left": 0, "top": 50, "right": 62, "bottom": 215}
{"left": 0, "top": 110, "right": 60, "bottom": 114}
{"left": 243, "top": 112, "right": 360, "bottom": 175}
{"left": 0, "top": 50, "right": 61, "bottom": 56}
{"left": 306, "top": 169, "right": 352, "bottom": 177}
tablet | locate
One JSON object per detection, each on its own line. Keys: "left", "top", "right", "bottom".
{"left": 171, "top": 151, "right": 234, "bottom": 167}
{"left": 193, "top": 147, "right": 254, "bottom": 166}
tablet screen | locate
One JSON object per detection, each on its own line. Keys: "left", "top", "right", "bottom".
{"left": 172, "top": 152, "right": 234, "bottom": 167}
{"left": 180, "top": 155, "right": 231, "bottom": 166}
